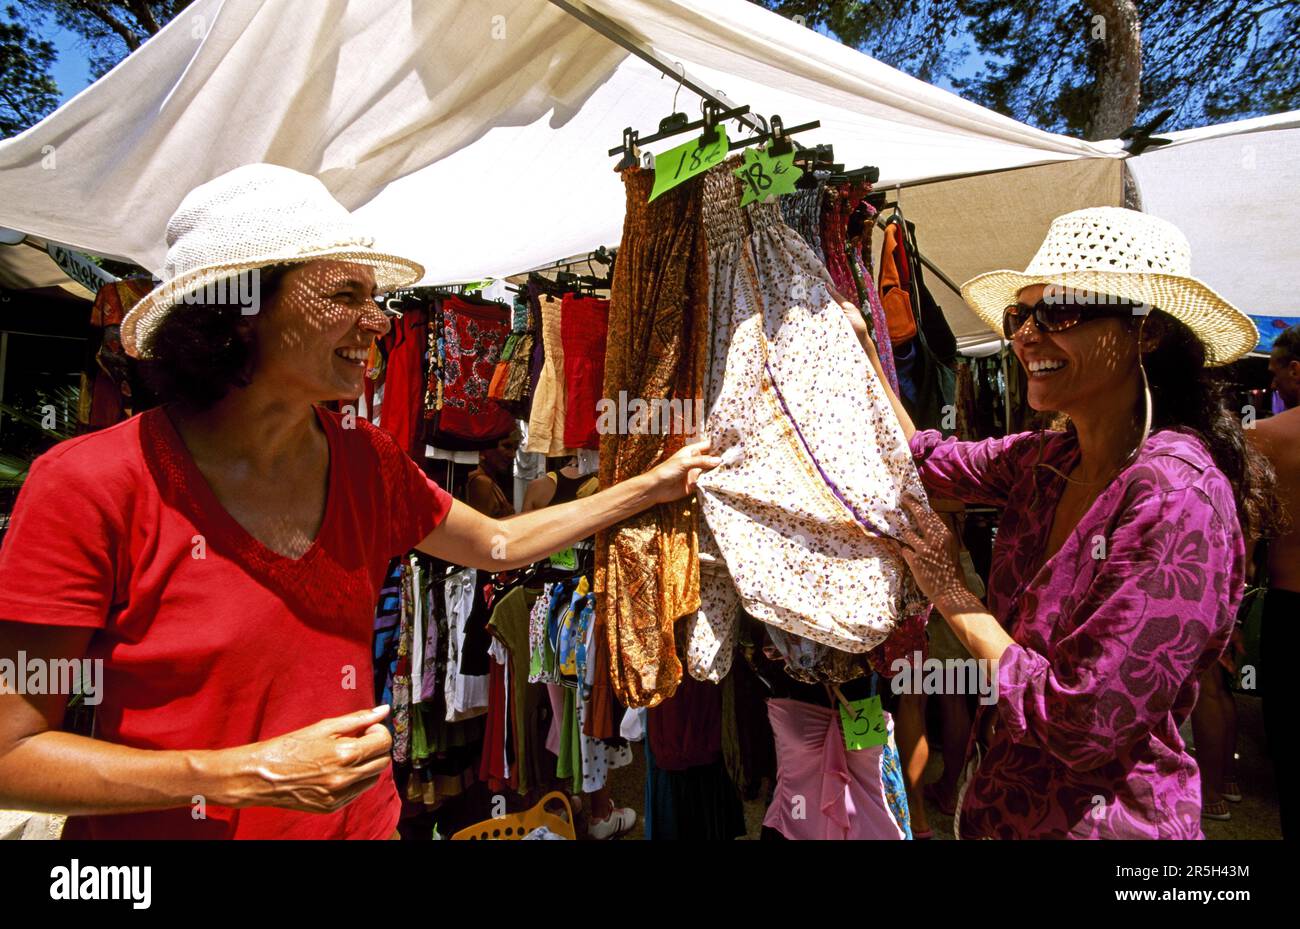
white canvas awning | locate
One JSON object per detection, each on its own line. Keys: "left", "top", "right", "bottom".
{"left": 0, "top": 0, "right": 1120, "bottom": 289}
{"left": 1126, "top": 111, "right": 1300, "bottom": 326}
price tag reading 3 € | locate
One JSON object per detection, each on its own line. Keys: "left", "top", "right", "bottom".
{"left": 839, "top": 695, "right": 888, "bottom": 751}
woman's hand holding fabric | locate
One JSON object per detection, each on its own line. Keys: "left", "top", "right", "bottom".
{"left": 895, "top": 497, "right": 971, "bottom": 609}
{"left": 644, "top": 439, "right": 722, "bottom": 505}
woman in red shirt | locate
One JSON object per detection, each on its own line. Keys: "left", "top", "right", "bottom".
{"left": 0, "top": 165, "right": 716, "bottom": 839}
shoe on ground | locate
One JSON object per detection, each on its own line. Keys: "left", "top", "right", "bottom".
{"left": 1202, "top": 800, "right": 1231, "bottom": 821}
{"left": 588, "top": 806, "right": 635, "bottom": 839}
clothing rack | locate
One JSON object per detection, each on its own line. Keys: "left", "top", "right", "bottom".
{"left": 523, "top": 248, "right": 618, "bottom": 278}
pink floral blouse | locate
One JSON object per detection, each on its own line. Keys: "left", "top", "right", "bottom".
{"left": 910, "top": 427, "right": 1244, "bottom": 839}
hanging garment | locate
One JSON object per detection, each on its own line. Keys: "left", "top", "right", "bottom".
{"left": 376, "top": 303, "right": 428, "bottom": 459}
{"left": 524, "top": 293, "right": 574, "bottom": 456}
{"left": 693, "top": 162, "right": 929, "bottom": 656}
{"left": 430, "top": 295, "right": 515, "bottom": 448}
{"left": 489, "top": 291, "right": 536, "bottom": 418}
{"left": 514, "top": 421, "right": 546, "bottom": 484}
{"left": 78, "top": 278, "right": 156, "bottom": 429}
{"left": 893, "top": 323, "right": 957, "bottom": 434}
{"left": 683, "top": 545, "right": 741, "bottom": 683}
{"left": 526, "top": 282, "right": 548, "bottom": 414}
{"left": 560, "top": 293, "right": 610, "bottom": 450}
{"left": 954, "top": 360, "right": 978, "bottom": 441}
{"left": 528, "top": 581, "right": 557, "bottom": 683}
{"left": 444, "top": 568, "right": 489, "bottom": 722}
{"left": 763, "top": 697, "right": 910, "bottom": 840}
{"left": 778, "top": 175, "right": 827, "bottom": 258}
{"left": 595, "top": 164, "right": 709, "bottom": 709}
{"left": 392, "top": 566, "right": 415, "bottom": 765}
{"left": 487, "top": 332, "right": 519, "bottom": 401}
{"left": 763, "top": 626, "right": 873, "bottom": 685}
{"left": 488, "top": 585, "right": 546, "bottom": 795}
{"left": 643, "top": 672, "right": 746, "bottom": 839}
{"left": 878, "top": 223, "right": 917, "bottom": 345}
{"left": 846, "top": 200, "right": 898, "bottom": 394}
{"left": 819, "top": 186, "right": 856, "bottom": 298}
{"left": 577, "top": 692, "right": 633, "bottom": 794}
{"left": 501, "top": 333, "right": 534, "bottom": 409}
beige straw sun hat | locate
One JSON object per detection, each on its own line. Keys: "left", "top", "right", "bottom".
{"left": 121, "top": 163, "right": 425, "bottom": 358}
{"left": 960, "top": 207, "right": 1257, "bottom": 366}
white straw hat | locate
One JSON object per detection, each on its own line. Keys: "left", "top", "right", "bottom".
{"left": 961, "top": 207, "right": 1257, "bottom": 366}
{"left": 121, "top": 164, "right": 424, "bottom": 358}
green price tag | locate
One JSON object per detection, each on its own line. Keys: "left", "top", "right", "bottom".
{"left": 649, "top": 127, "right": 730, "bottom": 202}
{"left": 839, "top": 695, "right": 888, "bottom": 751}
{"left": 733, "top": 143, "right": 803, "bottom": 207}
{"left": 548, "top": 547, "right": 577, "bottom": 571}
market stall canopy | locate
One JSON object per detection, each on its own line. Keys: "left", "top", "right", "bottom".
{"left": 0, "top": 236, "right": 97, "bottom": 299}
{"left": 0, "top": 0, "right": 1121, "bottom": 290}
{"left": 1125, "top": 110, "right": 1300, "bottom": 344}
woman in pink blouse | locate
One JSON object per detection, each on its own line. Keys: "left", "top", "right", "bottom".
{"left": 849, "top": 209, "right": 1280, "bottom": 838}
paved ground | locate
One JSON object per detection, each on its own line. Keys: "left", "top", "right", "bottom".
{"left": 603, "top": 692, "right": 1281, "bottom": 840}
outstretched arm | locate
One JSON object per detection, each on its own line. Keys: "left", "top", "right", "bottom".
{"left": 416, "top": 440, "right": 719, "bottom": 570}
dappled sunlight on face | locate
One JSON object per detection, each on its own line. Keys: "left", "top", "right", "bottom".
{"left": 1009, "top": 283, "right": 1140, "bottom": 417}
{"left": 248, "top": 261, "right": 391, "bottom": 403}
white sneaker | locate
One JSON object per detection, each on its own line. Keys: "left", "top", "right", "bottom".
{"left": 588, "top": 806, "right": 636, "bottom": 840}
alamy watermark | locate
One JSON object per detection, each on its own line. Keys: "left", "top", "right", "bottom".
{"left": 50, "top": 859, "right": 151, "bottom": 909}
{"left": 595, "top": 392, "right": 704, "bottom": 436}
{"left": 889, "top": 651, "right": 999, "bottom": 705}
{"left": 150, "top": 267, "right": 263, "bottom": 316}
{"left": 0, "top": 652, "right": 103, "bottom": 706}
{"left": 1040, "top": 284, "right": 1151, "bottom": 315}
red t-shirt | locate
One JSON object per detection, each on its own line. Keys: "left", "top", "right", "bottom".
{"left": 0, "top": 405, "right": 452, "bottom": 839}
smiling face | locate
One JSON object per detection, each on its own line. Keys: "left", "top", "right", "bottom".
{"left": 246, "top": 260, "right": 391, "bottom": 402}
{"left": 1008, "top": 283, "right": 1143, "bottom": 416}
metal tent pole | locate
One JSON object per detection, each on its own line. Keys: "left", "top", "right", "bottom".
{"left": 547, "top": 0, "right": 764, "bottom": 135}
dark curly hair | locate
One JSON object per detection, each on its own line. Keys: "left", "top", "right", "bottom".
{"left": 1138, "top": 309, "right": 1285, "bottom": 542}
{"left": 1033, "top": 305, "right": 1284, "bottom": 542}
{"left": 135, "top": 265, "right": 291, "bottom": 410}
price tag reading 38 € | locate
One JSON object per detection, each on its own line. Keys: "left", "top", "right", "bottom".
{"left": 734, "top": 143, "right": 804, "bottom": 207}
{"left": 840, "top": 695, "right": 889, "bottom": 751}
{"left": 648, "top": 127, "right": 730, "bottom": 202}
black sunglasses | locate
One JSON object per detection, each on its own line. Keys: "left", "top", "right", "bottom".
{"left": 1002, "top": 298, "right": 1141, "bottom": 340}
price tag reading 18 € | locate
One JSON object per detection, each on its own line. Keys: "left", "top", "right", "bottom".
{"left": 734, "top": 143, "right": 804, "bottom": 207}
{"left": 648, "top": 127, "right": 730, "bottom": 202}
{"left": 839, "top": 695, "right": 888, "bottom": 751}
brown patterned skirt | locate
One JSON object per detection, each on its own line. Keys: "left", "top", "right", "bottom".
{"left": 593, "top": 165, "right": 711, "bottom": 710}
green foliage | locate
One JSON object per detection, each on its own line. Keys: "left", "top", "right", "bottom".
{"left": 757, "top": 0, "right": 1299, "bottom": 135}
{"left": 0, "top": 381, "right": 80, "bottom": 490}
{"left": 0, "top": 6, "right": 60, "bottom": 136}
{"left": 12, "top": 1, "right": 197, "bottom": 82}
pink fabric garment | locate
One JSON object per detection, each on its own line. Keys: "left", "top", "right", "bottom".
{"left": 763, "top": 698, "right": 906, "bottom": 840}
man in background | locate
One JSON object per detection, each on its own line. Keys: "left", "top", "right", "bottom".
{"left": 1247, "top": 324, "right": 1300, "bottom": 837}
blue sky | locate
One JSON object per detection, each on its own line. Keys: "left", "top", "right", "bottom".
{"left": 48, "top": 26, "right": 95, "bottom": 104}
